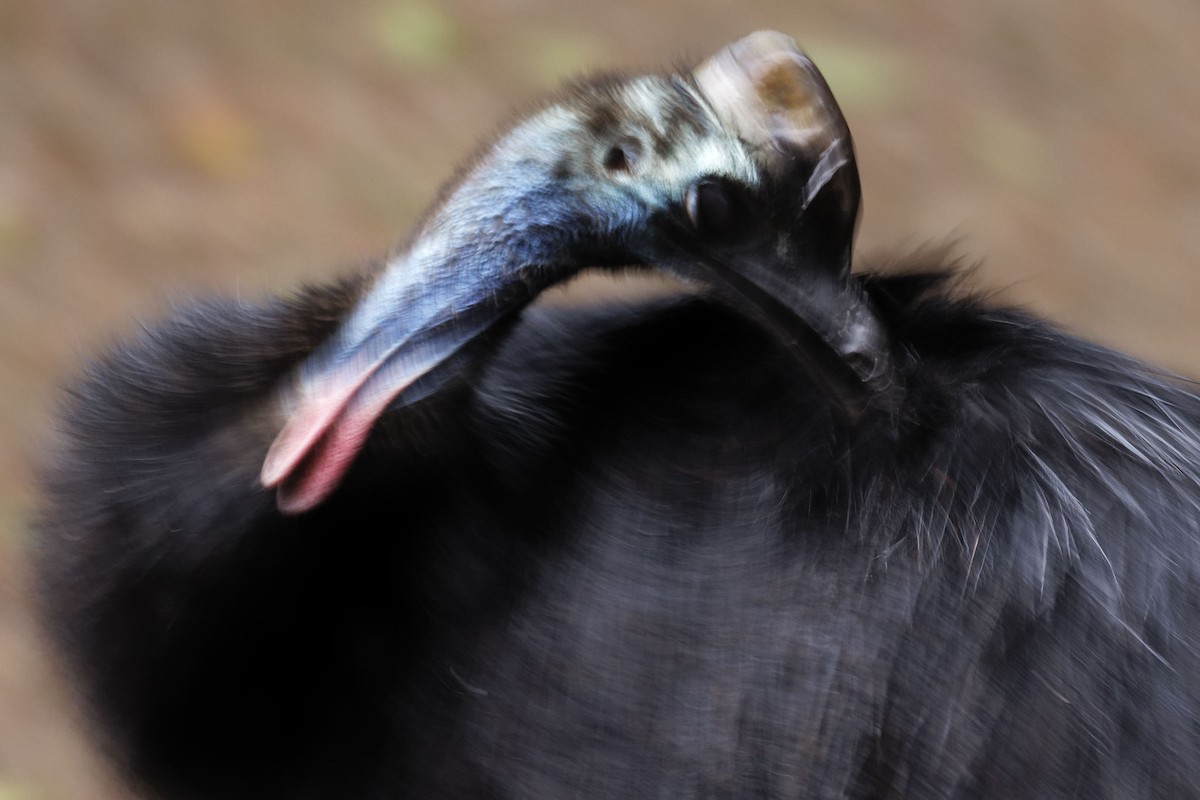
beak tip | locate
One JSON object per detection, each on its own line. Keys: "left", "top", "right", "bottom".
{"left": 260, "top": 446, "right": 291, "bottom": 491}
{"left": 260, "top": 398, "right": 334, "bottom": 490}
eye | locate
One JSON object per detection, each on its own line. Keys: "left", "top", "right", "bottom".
{"left": 602, "top": 137, "right": 642, "bottom": 173}
{"left": 684, "top": 179, "right": 745, "bottom": 239}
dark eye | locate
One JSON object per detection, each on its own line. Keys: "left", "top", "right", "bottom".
{"left": 685, "top": 179, "right": 744, "bottom": 239}
{"left": 602, "top": 138, "right": 642, "bottom": 173}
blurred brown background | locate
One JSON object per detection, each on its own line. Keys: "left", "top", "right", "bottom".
{"left": 1, "top": 0, "right": 1198, "bottom": 797}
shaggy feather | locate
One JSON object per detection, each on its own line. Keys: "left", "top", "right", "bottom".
{"left": 34, "top": 260, "right": 1200, "bottom": 799}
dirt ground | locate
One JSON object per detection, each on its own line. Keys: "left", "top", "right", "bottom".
{"left": 1, "top": 0, "right": 1198, "bottom": 797}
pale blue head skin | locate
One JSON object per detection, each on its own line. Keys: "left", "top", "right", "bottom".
{"left": 326, "top": 75, "right": 761, "bottom": 374}
{"left": 261, "top": 32, "right": 875, "bottom": 514}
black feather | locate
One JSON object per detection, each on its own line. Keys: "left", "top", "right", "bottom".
{"left": 33, "top": 259, "right": 1200, "bottom": 799}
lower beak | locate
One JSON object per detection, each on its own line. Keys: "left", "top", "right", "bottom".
{"left": 683, "top": 237, "right": 891, "bottom": 423}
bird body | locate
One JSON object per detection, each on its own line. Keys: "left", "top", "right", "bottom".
{"left": 37, "top": 268, "right": 1200, "bottom": 798}
{"left": 33, "top": 32, "right": 1200, "bottom": 800}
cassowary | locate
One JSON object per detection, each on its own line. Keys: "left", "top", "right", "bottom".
{"left": 34, "top": 31, "right": 1200, "bottom": 800}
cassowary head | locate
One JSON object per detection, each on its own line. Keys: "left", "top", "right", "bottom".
{"left": 262, "top": 31, "right": 889, "bottom": 513}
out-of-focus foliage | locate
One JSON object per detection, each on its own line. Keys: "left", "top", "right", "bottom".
{"left": 520, "top": 30, "right": 612, "bottom": 85}
{"left": 373, "top": 0, "right": 463, "bottom": 66}
{"left": 167, "top": 92, "right": 259, "bottom": 179}
{"left": 0, "top": 780, "right": 43, "bottom": 800}
{"left": 803, "top": 41, "right": 913, "bottom": 111}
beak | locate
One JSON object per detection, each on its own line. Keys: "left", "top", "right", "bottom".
{"left": 261, "top": 262, "right": 548, "bottom": 515}
{"left": 685, "top": 30, "right": 893, "bottom": 422}
{"left": 262, "top": 30, "right": 890, "bottom": 515}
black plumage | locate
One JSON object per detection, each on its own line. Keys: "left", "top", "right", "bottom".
{"left": 37, "top": 265, "right": 1200, "bottom": 799}
{"left": 33, "top": 33, "right": 1200, "bottom": 800}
